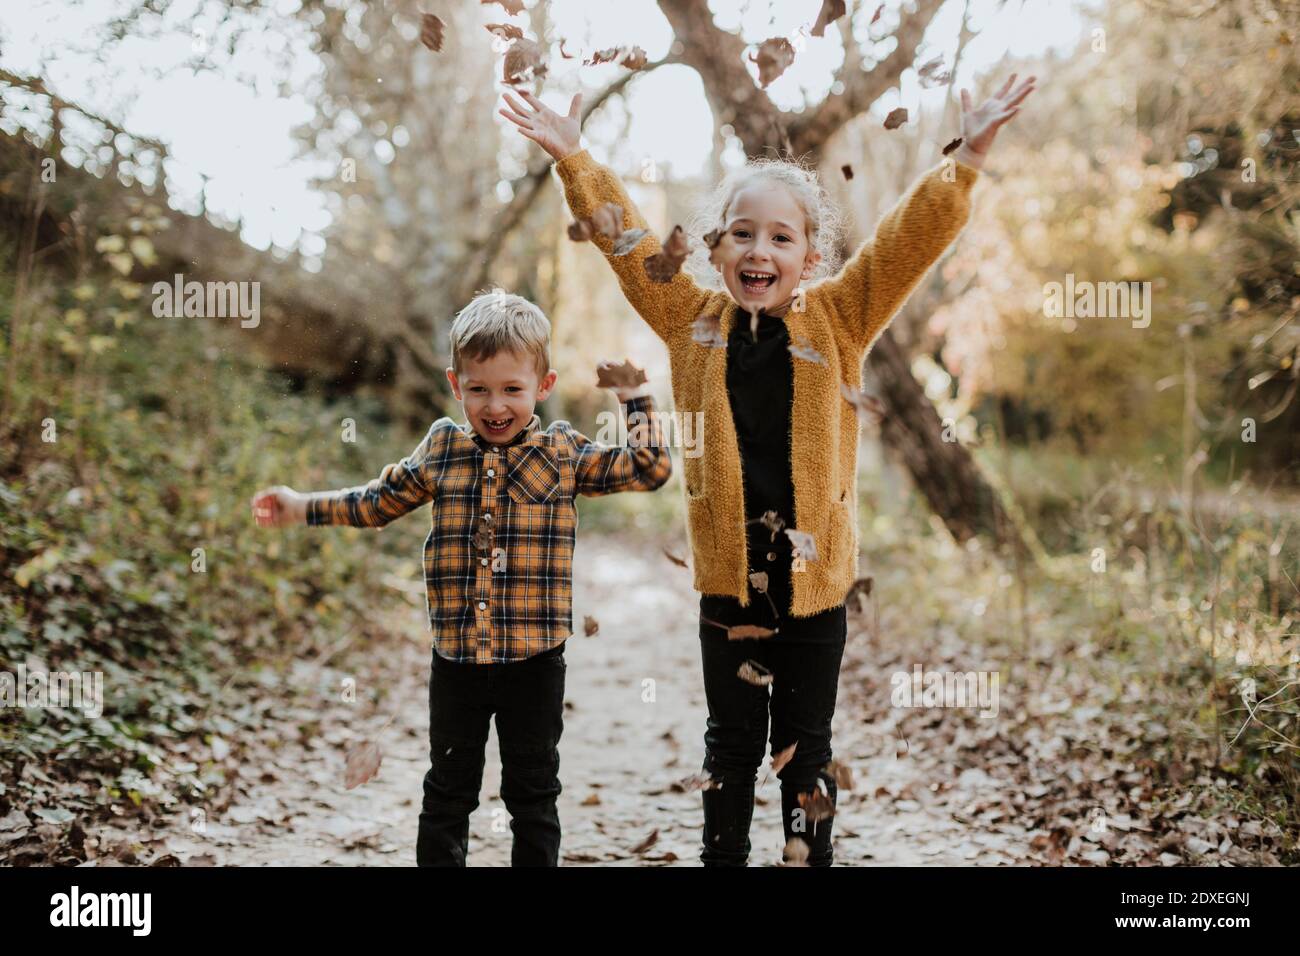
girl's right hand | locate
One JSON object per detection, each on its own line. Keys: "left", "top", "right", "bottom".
{"left": 250, "top": 486, "right": 307, "bottom": 528}
{"left": 499, "top": 90, "right": 582, "bottom": 162}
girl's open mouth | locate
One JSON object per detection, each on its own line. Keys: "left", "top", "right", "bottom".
{"left": 483, "top": 417, "right": 514, "bottom": 435}
{"left": 740, "top": 269, "right": 776, "bottom": 294}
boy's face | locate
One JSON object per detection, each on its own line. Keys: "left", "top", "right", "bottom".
{"left": 713, "top": 182, "right": 822, "bottom": 314}
{"left": 446, "top": 349, "right": 556, "bottom": 445}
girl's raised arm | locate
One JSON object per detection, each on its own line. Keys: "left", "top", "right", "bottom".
{"left": 501, "top": 90, "right": 709, "bottom": 344}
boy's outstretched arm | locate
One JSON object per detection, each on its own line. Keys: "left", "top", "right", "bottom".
{"left": 251, "top": 425, "right": 441, "bottom": 530}
{"left": 815, "top": 73, "right": 1036, "bottom": 355}
{"left": 565, "top": 360, "right": 672, "bottom": 496}
{"left": 499, "top": 89, "right": 710, "bottom": 344}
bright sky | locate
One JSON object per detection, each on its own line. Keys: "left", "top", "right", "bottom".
{"left": 0, "top": 0, "right": 1089, "bottom": 260}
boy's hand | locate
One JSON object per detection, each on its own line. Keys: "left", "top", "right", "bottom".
{"left": 957, "top": 73, "right": 1037, "bottom": 159}
{"left": 596, "top": 358, "right": 651, "bottom": 403}
{"left": 250, "top": 486, "right": 307, "bottom": 528}
{"left": 499, "top": 89, "right": 582, "bottom": 162}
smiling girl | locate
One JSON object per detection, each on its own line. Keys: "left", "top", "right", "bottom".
{"left": 501, "top": 73, "right": 1035, "bottom": 866}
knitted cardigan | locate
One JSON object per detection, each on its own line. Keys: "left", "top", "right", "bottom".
{"left": 554, "top": 148, "right": 980, "bottom": 616}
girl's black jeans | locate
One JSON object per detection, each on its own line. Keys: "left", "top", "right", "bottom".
{"left": 698, "top": 543, "right": 847, "bottom": 866}
{"left": 416, "top": 642, "right": 566, "bottom": 866}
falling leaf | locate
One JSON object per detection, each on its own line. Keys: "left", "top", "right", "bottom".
{"left": 503, "top": 37, "right": 547, "bottom": 86}
{"left": 783, "top": 837, "right": 810, "bottom": 866}
{"left": 798, "top": 780, "right": 835, "bottom": 821}
{"left": 419, "top": 14, "right": 445, "bottom": 52}
{"left": 584, "top": 45, "right": 648, "bottom": 70}
{"left": 344, "top": 739, "right": 382, "bottom": 790}
{"left": 481, "top": 0, "right": 525, "bottom": 15}
{"left": 841, "top": 163, "right": 854, "bottom": 180}
{"left": 567, "top": 218, "right": 593, "bottom": 242}
{"left": 788, "top": 334, "right": 827, "bottom": 365}
{"left": 485, "top": 23, "right": 524, "bottom": 43}
{"left": 559, "top": 38, "right": 576, "bottom": 58}
{"left": 644, "top": 225, "right": 689, "bottom": 282}
{"left": 942, "top": 137, "right": 963, "bottom": 156}
{"left": 738, "top": 659, "right": 773, "bottom": 687}
{"left": 870, "top": 3, "right": 884, "bottom": 26}
{"left": 583, "top": 615, "right": 599, "bottom": 636}
{"left": 630, "top": 829, "right": 659, "bottom": 854}
{"left": 750, "top": 37, "right": 795, "bottom": 88}
{"left": 810, "top": 0, "right": 846, "bottom": 38}
{"left": 748, "top": 570, "right": 769, "bottom": 593}
{"left": 730, "top": 623, "right": 777, "bottom": 640}
{"left": 663, "top": 547, "right": 689, "bottom": 568}
{"left": 692, "top": 313, "right": 726, "bottom": 348}
{"left": 581, "top": 792, "right": 601, "bottom": 806}
{"left": 785, "top": 528, "right": 818, "bottom": 562}
{"left": 841, "top": 383, "right": 885, "bottom": 425}
{"left": 703, "top": 227, "right": 726, "bottom": 269}
{"left": 825, "top": 759, "right": 855, "bottom": 791}
{"left": 771, "top": 741, "right": 798, "bottom": 774}
{"left": 846, "top": 575, "right": 873, "bottom": 612}
{"left": 590, "top": 203, "right": 624, "bottom": 239}
{"left": 759, "top": 510, "right": 786, "bottom": 538}
{"left": 612, "top": 228, "right": 649, "bottom": 255}
{"left": 916, "top": 55, "right": 952, "bottom": 88}
{"left": 884, "top": 107, "right": 909, "bottom": 130}
{"left": 672, "top": 773, "right": 721, "bottom": 793}
{"left": 595, "top": 359, "right": 648, "bottom": 391}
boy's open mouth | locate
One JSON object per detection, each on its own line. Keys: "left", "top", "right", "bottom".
{"left": 739, "top": 269, "right": 777, "bottom": 294}
{"left": 483, "top": 416, "right": 514, "bottom": 435}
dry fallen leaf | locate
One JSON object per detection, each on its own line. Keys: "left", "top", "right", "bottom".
{"left": 611, "top": 227, "right": 649, "bottom": 256}
{"left": 798, "top": 780, "right": 835, "bottom": 821}
{"left": 748, "top": 570, "right": 769, "bottom": 593}
{"left": 419, "top": 14, "right": 445, "bottom": 52}
{"left": 692, "top": 313, "right": 726, "bottom": 348}
{"left": 672, "top": 773, "right": 722, "bottom": 793}
{"left": 884, "top": 107, "right": 909, "bottom": 130}
{"left": 917, "top": 55, "right": 952, "bottom": 88}
{"left": 785, "top": 528, "right": 818, "bottom": 562}
{"left": 559, "top": 38, "right": 576, "bottom": 59}
{"left": 810, "top": 0, "right": 846, "bottom": 38}
{"left": 771, "top": 741, "right": 798, "bottom": 774}
{"left": 788, "top": 334, "right": 827, "bottom": 365}
{"left": 344, "top": 739, "right": 382, "bottom": 790}
{"left": 590, "top": 202, "right": 624, "bottom": 239}
{"left": 750, "top": 37, "right": 795, "bottom": 88}
{"left": 644, "top": 225, "right": 690, "bottom": 282}
{"left": 663, "top": 547, "right": 689, "bottom": 568}
{"left": 480, "top": 0, "right": 525, "bottom": 15}
{"left": 846, "top": 575, "right": 874, "bottom": 611}
{"left": 583, "top": 615, "right": 599, "bottom": 636}
{"left": 841, "top": 383, "right": 886, "bottom": 425}
{"left": 584, "top": 45, "right": 648, "bottom": 70}
{"left": 825, "top": 759, "right": 855, "bottom": 791}
{"left": 567, "top": 218, "right": 593, "bottom": 242}
{"left": 581, "top": 792, "right": 601, "bottom": 806}
{"left": 942, "top": 137, "right": 964, "bottom": 156}
{"left": 841, "top": 163, "right": 854, "bottom": 180}
{"left": 630, "top": 829, "right": 659, "bottom": 854}
{"left": 503, "top": 37, "right": 547, "bottom": 86}
{"left": 485, "top": 23, "right": 525, "bottom": 43}
{"left": 738, "top": 660, "right": 773, "bottom": 687}
{"left": 595, "top": 359, "right": 648, "bottom": 390}
{"left": 782, "top": 837, "right": 811, "bottom": 866}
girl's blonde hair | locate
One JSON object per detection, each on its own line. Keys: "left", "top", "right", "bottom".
{"left": 683, "top": 156, "right": 847, "bottom": 292}
{"left": 450, "top": 289, "right": 551, "bottom": 381}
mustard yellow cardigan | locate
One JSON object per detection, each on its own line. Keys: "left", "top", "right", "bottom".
{"left": 554, "top": 149, "right": 980, "bottom": 616}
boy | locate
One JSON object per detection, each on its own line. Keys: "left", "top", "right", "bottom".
{"left": 250, "top": 290, "right": 672, "bottom": 865}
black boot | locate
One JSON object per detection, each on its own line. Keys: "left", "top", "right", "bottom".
{"left": 780, "top": 772, "right": 837, "bottom": 866}
{"left": 701, "top": 778, "right": 756, "bottom": 866}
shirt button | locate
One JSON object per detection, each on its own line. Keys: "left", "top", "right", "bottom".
{"left": 478, "top": 601, "right": 487, "bottom": 610}
{"left": 487, "top": 468, "right": 495, "bottom": 477}
{"left": 766, "top": 551, "right": 776, "bottom": 561}
{"left": 480, "top": 558, "right": 488, "bottom": 566}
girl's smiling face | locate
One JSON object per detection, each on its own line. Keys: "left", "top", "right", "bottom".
{"left": 713, "top": 181, "right": 821, "bottom": 313}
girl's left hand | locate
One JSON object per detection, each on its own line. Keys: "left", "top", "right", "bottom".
{"left": 958, "top": 73, "right": 1037, "bottom": 157}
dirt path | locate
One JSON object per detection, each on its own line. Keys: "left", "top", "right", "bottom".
{"left": 133, "top": 533, "right": 1024, "bottom": 867}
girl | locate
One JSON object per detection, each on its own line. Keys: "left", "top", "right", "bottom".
{"left": 501, "top": 73, "right": 1035, "bottom": 866}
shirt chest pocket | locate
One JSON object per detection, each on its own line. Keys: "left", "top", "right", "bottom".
{"left": 506, "top": 445, "right": 562, "bottom": 505}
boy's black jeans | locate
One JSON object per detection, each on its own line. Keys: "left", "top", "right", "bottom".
{"left": 416, "top": 642, "right": 566, "bottom": 867}
{"left": 698, "top": 543, "right": 847, "bottom": 867}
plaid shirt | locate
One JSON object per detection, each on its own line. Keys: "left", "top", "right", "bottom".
{"left": 307, "top": 395, "right": 671, "bottom": 663}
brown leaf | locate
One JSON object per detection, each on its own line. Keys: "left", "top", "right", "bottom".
{"left": 785, "top": 528, "right": 818, "bottom": 562}
{"left": 870, "top": 3, "right": 884, "bottom": 26}
{"left": 672, "top": 773, "right": 721, "bottom": 793}
{"left": 419, "top": 14, "right": 445, "bottom": 52}
{"left": 727, "top": 623, "right": 778, "bottom": 640}
{"left": 748, "top": 570, "right": 769, "bottom": 593}
{"left": 825, "top": 759, "right": 855, "bottom": 791}
{"left": 589, "top": 202, "right": 624, "bottom": 238}
{"left": 692, "top": 313, "right": 726, "bottom": 348}
{"left": 750, "top": 37, "right": 795, "bottom": 88}
{"left": 797, "top": 780, "right": 835, "bottom": 821}
{"left": 810, "top": 0, "right": 846, "bottom": 38}
{"left": 841, "top": 383, "right": 885, "bottom": 425}
{"left": 630, "top": 828, "right": 659, "bottom": 854}
{"left": 916, "top": 55, "right": 952, "bottom": 88}
{"left": 344, "top": 739, "right": 382, "bottom": 790}
{"left": 702, "top": 228, "right": 723, "bottom": 249}
{"left": 485, "top": 23, "right": 524, "bottom": 43}
{"left": 841, "top": 163, "right": 853, "bottom": 180}
{"left": 566, "top": 218, "right": 593, "bottom": 242}
{"left": 738, "top": 660, "right": 773, "bottom": 687}
{"left": 783, "top": 837, "right": 811, "bottom": 866}
{"left": 503, "top": 37, "right": 547, "bottom": 86}
{"left": 663, "top": 547, "right": 689, "bottom": 568}
{"left": 644, "top": 225, "right": 689, "bottom": 282}
{"left": 611, "top": 228, "right": 649, "bottom": 255}
{"left": 942, "top": 137, "right": 963, "bottom": 156}
{"left": 583, "top": 615, "right": 599, "bottom": 636}
{"left": 559, "top": 38, "right": 576, "bottom": 59}
{"left": 883, "top": 107, "right": 908, "bottom": 130}
{"left": 584, "top": 46, "right": 649, "bottom": 70}
{"left": 481, "top": 0, "right": 525, "bottom": 15}
{"left": 788, "top": 334, "right": 827, "bottom": 365}
{"left": 759, "top": 510, "right": 786, "bottom": 538}
{"left": 581, "top": 792, "right": 601, "bottom": 806}
{"left": 771, "top": 741, "right": 798, "bottom": 774}
{"left": 595, "top": 359, "right": 648, "bottom": 391}
{"left": 846, "top": 575, "right": 874, "bottom": 611}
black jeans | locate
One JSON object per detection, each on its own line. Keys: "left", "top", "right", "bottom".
{"left": 698, "top": 543, "right": 847, "bottom": 866}
{"left": 416, "top": 642, "right": 566, "bottom": 866}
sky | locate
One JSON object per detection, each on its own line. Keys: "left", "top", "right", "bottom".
{"left": 0, "top": 0, "right": 1090, "bottom": 261}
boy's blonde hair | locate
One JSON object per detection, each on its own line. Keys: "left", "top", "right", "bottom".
{"left": 684, "top": 156, "right": 847, "bottom": 292}
{"left": 449, "top": 289, "right": 551, "bottom": 382}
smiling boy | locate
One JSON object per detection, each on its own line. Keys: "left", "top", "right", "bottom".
{"left": 251, "top": 289, "right": 672, "bottom": 865}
